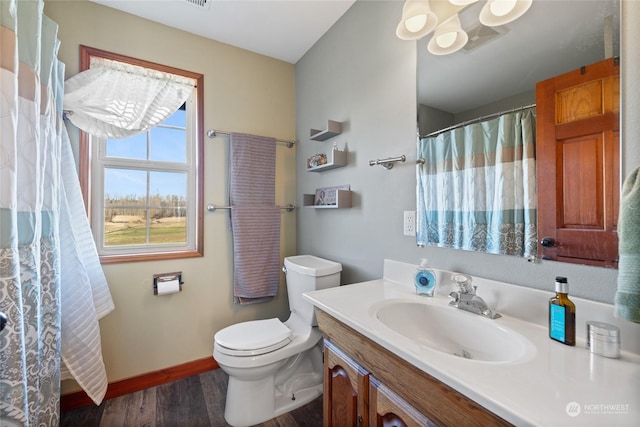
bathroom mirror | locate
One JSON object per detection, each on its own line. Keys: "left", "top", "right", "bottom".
{"left": 416, "top": 0, "right": 620, "bottom": 265}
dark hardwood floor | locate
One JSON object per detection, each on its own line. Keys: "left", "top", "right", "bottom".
{"left": 60, "top": 368, "right": 323, "bottom": 427}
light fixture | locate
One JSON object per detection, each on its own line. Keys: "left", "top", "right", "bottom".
{"left": 396, "top": 1, "right": 439, "bottom": 40}
{"left": 427, "top": 14, "right": 469, "bottom": 55}
{"left": 448, "top": 0, "right": 478, "bottom": 5}
{"left": 479, "top": 0, "right": 532, "bottom": 26}
{"left": 396, "top": 0, "right": 532, "bottom": 55}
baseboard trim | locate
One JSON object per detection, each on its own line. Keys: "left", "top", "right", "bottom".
{"left": 60, "top": 357, "right": 219, "bottom": 411}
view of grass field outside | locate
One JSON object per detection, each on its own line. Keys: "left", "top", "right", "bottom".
{"left": 103, "top": 107, "right": 188, "bottom": 247}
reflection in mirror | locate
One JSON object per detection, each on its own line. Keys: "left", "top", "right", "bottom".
{"left": 417, "top": 105, "right": 537, "bottom": 258}
{"left": 415, "top": 0, "right": 620, "bottom": 265}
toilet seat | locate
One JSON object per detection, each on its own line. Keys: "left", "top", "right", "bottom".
{"left": 215, "top": 318, "right": 292, "bottom": 356}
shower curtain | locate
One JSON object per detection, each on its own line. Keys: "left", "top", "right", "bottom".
{"left": 417, "top": 107, "right": 537, "bottom": 257}
{"left": 1, "top": 1, "right": 114, "bottom": 424}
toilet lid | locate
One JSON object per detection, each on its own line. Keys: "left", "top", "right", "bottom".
{"left": 215, "top": 318, "right": 292, "bottom": 356}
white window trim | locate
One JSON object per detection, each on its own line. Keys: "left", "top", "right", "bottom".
{"left": 91, "top": 92, "right": 198, "bottom": 257}
{"left": 77, "top": 46, "right": 205, "bottom": 264}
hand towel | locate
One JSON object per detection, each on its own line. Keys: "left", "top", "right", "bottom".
{"left": 615, "top": 167, "right": 640, "bottom": 323}
{"left": 231, "top": 206, "right": 281, "bottom": 304}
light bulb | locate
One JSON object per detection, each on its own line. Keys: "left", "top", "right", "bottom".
{"left": 479, "top": 0, "right": 532, "bottom": 26}
{"left": 396, "top": 1, "right": 438, "bottom": 40}
{"left": 437, "top": 32, "right": 458, "bottom": 48}
{"left": 427, "top": 14, "right": 468, "bottom": 55}
{"left": 490, "top": 0, "right": 517, "bottom": 17}
{"left": 405, "top": 14, "right": 427, "bottom": 33}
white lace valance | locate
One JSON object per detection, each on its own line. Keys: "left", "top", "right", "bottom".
{"left": 63, "top": 57, "right": 195, "bottom": 139}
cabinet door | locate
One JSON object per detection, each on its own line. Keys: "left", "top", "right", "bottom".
{"left": 324, "top": 340, "right": 369, "bottom": 427}
{"left": 369, "top": 376, "right": 436, "bottom": 427}
{"left": 536, "top": 57, "right": 619, "bottom": 267}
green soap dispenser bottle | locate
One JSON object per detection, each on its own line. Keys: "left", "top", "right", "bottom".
{"left": 549, "top": 276, "right": 576, "bottom": 346}
{"left": 415, "top": 258, "right": 436, "bottom": 296}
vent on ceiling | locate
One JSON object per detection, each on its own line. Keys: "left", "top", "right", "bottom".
{"left": 183, "top": 0, "right": 212, "bottom": 10}
{"left": 463, "top": 24, "right": 509, "bottom": 52}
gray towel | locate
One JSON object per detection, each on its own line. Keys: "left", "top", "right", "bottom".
{"left": 231, "top": 206, "right": 281, "bottom": 304}
{"left": 229, "top": 132, "right": 276, "bottom": 205}
{"left": 615, "top": 167, "right": 640, "bottom": 323}
{"left": 228, "top": 132, "right": 280, "bottom": 304}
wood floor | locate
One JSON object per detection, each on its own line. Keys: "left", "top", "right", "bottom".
{"left": 60, "top": 368, "right": 323, "bottom": 427}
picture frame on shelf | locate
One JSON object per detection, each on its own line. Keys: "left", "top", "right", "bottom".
{"left": 314, "top": 184, "right": 350, "bottom": 206}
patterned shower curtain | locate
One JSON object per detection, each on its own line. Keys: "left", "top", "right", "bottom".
{"left": 416, "top": 107, "right": 537, "bottom": 258}
{"left": 1, "top": 1, "right": 114, "bottom": 424}
{"left": 0, "top": 1, "right": 63, "bottom": 424}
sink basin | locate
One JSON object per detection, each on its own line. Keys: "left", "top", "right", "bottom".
{"left": 372, "top": 299, "right": 533, "bottom": 362}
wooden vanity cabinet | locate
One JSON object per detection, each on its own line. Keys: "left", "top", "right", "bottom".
{"left": 369, "top": 376, "right": 436, "bottom": 427}
{"left": 318, "top": 309, "right": 512, "bottom": 427}
{"left": 324, "top": 340, "right": 369, "bottom": 427}
{"left": 324, "top": 340, "right": 430, "bottom": 427}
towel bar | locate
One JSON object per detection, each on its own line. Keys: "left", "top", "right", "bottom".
{"left": 206, "top": 129, "right": 295, "bottom": 148}
{"left": 207, "top": 204, "right": 295, "bottom": 212}
{"left": 369, "top": 155, "right": 406, "bottom": 170}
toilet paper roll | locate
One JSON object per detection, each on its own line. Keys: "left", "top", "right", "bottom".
{"left": 157, "top": 279, "right": 181, "bottom": 295}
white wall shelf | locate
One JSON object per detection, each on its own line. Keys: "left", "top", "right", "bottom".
{"left": 303, "top": 190, "right": 352, "bottom": 208}
{"left": 306, "top": 149, "right": 347, "bottom": 172}
{"left": 310, "top": 120, "right": 342, "bottom": 141}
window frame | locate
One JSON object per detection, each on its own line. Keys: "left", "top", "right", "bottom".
{"left": 78, "top": 45, "right": 204, "bottom": 264}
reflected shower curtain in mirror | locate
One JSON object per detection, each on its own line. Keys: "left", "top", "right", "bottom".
{"left": 1, "top": 0, "right": 114, "bottom": 424}
{"left": 417, "top": 107, "right": 537, "bottom": 258}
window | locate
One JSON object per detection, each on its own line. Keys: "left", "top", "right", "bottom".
{"left": 78, "top": 46, "right": 204, "bottom": 263}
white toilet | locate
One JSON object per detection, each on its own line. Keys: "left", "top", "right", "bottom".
{"left": 213, "top": 255, "right": 342, "bottom": 427}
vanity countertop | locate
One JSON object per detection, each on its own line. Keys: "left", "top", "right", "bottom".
{"left": 303, "top": 259, "right": 640, "bottom": 426}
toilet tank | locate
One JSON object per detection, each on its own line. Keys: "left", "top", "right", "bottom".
{"left": 284, "top": 255, "right": 341, "bottom": 326}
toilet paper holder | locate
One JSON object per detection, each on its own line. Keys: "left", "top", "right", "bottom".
{"left": 153, "top": 272, "right": 184, "bottom": 295}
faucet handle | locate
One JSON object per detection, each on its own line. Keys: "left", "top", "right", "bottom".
{"left": 451, "top": 273, "right": 474, "bottom": 293}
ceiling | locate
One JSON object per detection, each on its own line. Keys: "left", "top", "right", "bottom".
{"left": 91, "top": 1, "right": 620, "bottom": 114}
{"left": 90, "top": 0, "right": 356, "bottom": 64}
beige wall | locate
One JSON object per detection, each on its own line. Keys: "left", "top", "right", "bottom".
{"left": 44, "top": 0, "right": 296, "bottom": 393}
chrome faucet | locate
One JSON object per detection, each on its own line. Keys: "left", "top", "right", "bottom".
{"left": 448, "top": 274, "right": 501, "bottom": 319}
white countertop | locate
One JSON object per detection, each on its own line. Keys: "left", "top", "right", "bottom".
{"left": 304, "top": 259, "right": 640, "bottom": 426}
